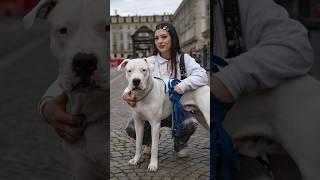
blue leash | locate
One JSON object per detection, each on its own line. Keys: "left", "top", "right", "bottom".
{"left": 167, "top": 78, "right": 185, "bottom": 138}
{"left": 211, "top": 55, "right": 240, "bottom": 180}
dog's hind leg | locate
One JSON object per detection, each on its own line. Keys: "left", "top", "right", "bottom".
{"left": 148, "top": 120, "right": 161, "bottom": 171}
{"left": 129, "top": 118, "right": 145, "bottom": 165}
{"left": 194, "top": 87, "right": 210, "bottom": 129}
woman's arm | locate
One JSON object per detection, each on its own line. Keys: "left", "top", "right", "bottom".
{"left": 215, "top": 0, "right": 313, "bottom": 99}
{"left": 176, "top": 53, "right": 208, "bottom": 93}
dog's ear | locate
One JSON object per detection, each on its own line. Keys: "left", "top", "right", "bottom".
{"left": 23, "top": 0, "right": 58, "bottom": 29}
{"left": 117, "top": 59, "right": 130, "bottom": 71}
{"left": 145, "top": 56, "right": 155, "bottom": 71}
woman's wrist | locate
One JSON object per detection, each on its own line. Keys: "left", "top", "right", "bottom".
{"left": 211, "top": 75, "right": 235, "bottom": 102}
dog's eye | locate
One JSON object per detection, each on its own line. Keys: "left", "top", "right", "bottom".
{"left": 142, "top": 69, "right": 147, "bottom": 72}
{"left": 58, "top": 27, "right": 68, "bottom": 34}
{"left": 128, "top": 70, "right": 132, "bottom": 73}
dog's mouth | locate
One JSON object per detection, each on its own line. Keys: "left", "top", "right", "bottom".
{"left": 132, "top": 85, "right": 145, "bottom": 91}
{"left": 132, "top": 86, "right": 140, "bottom": 90}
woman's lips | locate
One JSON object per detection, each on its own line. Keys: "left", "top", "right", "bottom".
{"left": 159, "top": 45, "right": 165, "bottom": 49}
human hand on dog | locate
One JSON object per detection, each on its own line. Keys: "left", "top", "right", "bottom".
{"left": 211, "top": 75, "right": 235, "bottom": 102}
{"left": 42, "top": 93, "right": 85, "bottom": 143}
{"left": 174, "top": 86, "right": 183, "bottom": 94}
{"left": 123, "top": 91, "right": 137, "bottom": 107}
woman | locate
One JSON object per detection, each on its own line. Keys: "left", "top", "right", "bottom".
{"left": 124, "top": 22, "right": 208, "bottom": 157}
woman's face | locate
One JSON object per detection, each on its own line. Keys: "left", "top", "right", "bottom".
{"left": 154, "top": 29, "right": 172, "bottom": 56}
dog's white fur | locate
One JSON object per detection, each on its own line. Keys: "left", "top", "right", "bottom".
{"left": 224, "top": 75, "right": 320, "bottom": 180}
{"left": 118, "top": 58, "right": 210, "bottom": 171}
{"left": 24, "top": 0, "right": 108, "bottom": 179}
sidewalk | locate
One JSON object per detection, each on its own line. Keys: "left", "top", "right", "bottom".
{"left": 110, "top": 127, "right": 210, "bottom": 179}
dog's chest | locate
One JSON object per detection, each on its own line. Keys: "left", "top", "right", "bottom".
{"left": 66, "top": 88, "right": 108, "bottom": 122}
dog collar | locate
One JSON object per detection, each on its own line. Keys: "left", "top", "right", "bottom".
{"left": 133, "top": 78, "right": 155, "bottom": 102}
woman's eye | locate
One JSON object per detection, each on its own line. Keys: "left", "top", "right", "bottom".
{"left": 58, "top": 27, "right": 68, "bottom": 34}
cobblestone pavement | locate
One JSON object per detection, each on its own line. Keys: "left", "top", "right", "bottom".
{"left": 110, "top": 67, "right": 210, "bottom": 179}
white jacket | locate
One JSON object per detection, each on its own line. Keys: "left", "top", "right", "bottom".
{"left": 152, "top": 53, "right": 208, "bottom": 93}
{"left": 214, "top": 0, "right": 314, "bottom": 98}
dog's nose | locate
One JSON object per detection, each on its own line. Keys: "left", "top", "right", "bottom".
{"left": 132, "top": 78, "right": 141, "bottom": 87}
{"left": 72, "top": 53, "right": 97, "bottom": 80}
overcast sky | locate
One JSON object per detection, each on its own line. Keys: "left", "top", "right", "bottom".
{"left": 110, "top": 0, "right": 183, "bottom": 16}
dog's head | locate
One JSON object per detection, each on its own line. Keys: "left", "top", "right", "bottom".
{"left": 117, "top": 58, "right": 155, "bottom": 91}
{"left": 23, "top": 0, "right": 109, "bottom": 92}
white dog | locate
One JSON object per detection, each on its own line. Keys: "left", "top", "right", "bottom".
{"left": 224, "top": 75, "right": 320, "bottom": 180}
{"left": 118, "top": 58, "right": 210, "bottom": 171}
{"left": 24, "top": 0, "right": 108, "bottom": 179}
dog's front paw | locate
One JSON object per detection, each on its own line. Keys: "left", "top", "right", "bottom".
{"left": 128, "top": 158, "right": 139, "bottom": 165}
{"left": 148, "top": 161, "right": 158, "bottom": 172}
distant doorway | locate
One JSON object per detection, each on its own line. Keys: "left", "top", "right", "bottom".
{"left": 132, "top": 26, "right": 154, "bottom": 58}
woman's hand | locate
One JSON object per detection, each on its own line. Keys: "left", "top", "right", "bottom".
{"left": 42, "top": 93, "right": 85, "bottom": 143}
{"left": 211, "top": 75, "right": 235, "bottom": 102}
{"left": 174, "top": 86, "right": 183, "bottom": 94}
{"left": 123, "top": 91, "right": 137, "bottom": 107}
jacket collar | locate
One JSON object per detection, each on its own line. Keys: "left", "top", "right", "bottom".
{"left": 156, "top": 53, "right": 169, "bottom": 64}
{"left": 156, "top": 53, "right": 180, "bottom": 64}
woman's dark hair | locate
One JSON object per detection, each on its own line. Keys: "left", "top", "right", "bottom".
{"left": 153, "top": 22, "right": 181, "bottom": 78}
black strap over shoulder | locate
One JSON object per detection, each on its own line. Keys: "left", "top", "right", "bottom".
{"left": 223, "top": 0, "right": 243, "bottom": 58}
{"left": 180, "top": 53, "right": 187, "bottom": 80}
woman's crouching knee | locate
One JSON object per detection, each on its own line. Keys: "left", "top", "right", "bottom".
{"left": 126, "top": 119, "right": 136, "bottom": 139}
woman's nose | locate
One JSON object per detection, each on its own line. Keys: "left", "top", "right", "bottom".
{"left": 158, "top": 38, "right": 164, "bottom": 43}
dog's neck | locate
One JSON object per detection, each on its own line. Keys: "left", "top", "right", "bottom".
{"left": 66, "top": 88, "right": 107, "bottom": 126}
{"left": 131, "top": 77, "right": 154, "bottom": 102}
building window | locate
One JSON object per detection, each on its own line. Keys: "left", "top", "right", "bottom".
{"left": 156, "top": 16, "right": 162, "bottom": 22}
{"left": 134, "top": 16, "right": 139, "bottom": 22}
{"left": 126, "top": 17, "right": 132, "bottom": 23}
{"left": 148, "top": 16, "right": 154, "bottom": 22}
{"left": 120, "top": 32, "right": 123, "bottom": 40}
{"left": 120, "top": 43, "right": 124, "bottom": 51}
{"left": 113, "top": 44, "right": 117, "bottom": 51}
{"left": 141, "top": 16, "right": 146, "bottom": 22}
{"left": 111, "top": 16, "right": 117, "bottom": 23}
